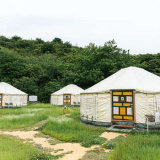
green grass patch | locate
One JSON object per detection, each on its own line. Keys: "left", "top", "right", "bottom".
{"left": 80, "top": 148, "right": 109, "bottom": 160}
{"left": 42, "top": 116, "right": 106, "bottom": 147}
{"left": 0, "top": 113, "right": 48, "bottom": 129}
{"left": 67, "top": 107, "right": 80, "bottom": 120}
{"left": 26, "top": 103, "right": 55, "bottom": 108}
{"left": 108, "top": 133, "right": 160, "bottom": 160}
{"left": 103, "top": 135, "right": 125, "bottom": 149}
{"left": 0, "top": 134, "right": 54, "bottom": 160}
{"left": 0, "top": 108, "right": 32, "bottom": 116}
{"left": 0, "top": 104, "right": 72, "bottom": 129}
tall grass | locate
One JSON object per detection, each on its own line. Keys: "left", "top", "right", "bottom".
{"left": 0, "top": 104, "right": 50, "bottom": 116}
{"left": 81, "top": 148, "right": 109, "bottom": 160}
{"left": 0, "top": 104, "right": 71, "bottom": 129}
{"left": 108, "top": 133, "right": 160, "bottom": 160}
{"left": 103, "top": 135, "right": 125, "bottom": 149}
{"left": 26, "top": 103, "right": 55, "bottom": 108}
{"left": 0, "top": 134, "right": 54, "bottom": 160}
{"left": 42, "top": 116, "right": 106, "bottom": 147}
{"left": 0, "top": 108, "right": 31, "bottom": 116}
{"left": 0, "top": 113, "right": 48, "bottom": 129}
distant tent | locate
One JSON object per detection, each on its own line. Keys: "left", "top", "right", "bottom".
{"left": 51, "top": 84, "right": 84, "bottom": 106}
{"left": 80, "top": 67, "right": 160, "bottom": 128}
{"left": 0, "top": 82, "right": 28, "bottom": 107}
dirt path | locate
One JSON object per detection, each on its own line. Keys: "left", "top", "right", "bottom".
{"left": 0, "top": 130, "right": 125, "bottom": 160}
{"left": 100, "top": 132, "right": 126, "bottom": 141}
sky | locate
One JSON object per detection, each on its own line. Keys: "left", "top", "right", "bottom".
{"left": 0, "top": 0, "right": 160, "bottom": 54}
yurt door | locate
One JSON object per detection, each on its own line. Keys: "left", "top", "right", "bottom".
{"left": 63, "top": 94, "right": 71, "bottom": 105}
{"left": 0, "top": 94, "right": 2, "bottom": 106}
{"left": 112, "top": 90, "right": 134, "bottom": 122}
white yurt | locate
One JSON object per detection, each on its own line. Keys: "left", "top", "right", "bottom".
{"left": 80, "top": 66, "right": 160, "bottom": 128}
{"left": 0, "top": 82, "right": 28, "bottom": 107}
{"left": 51, "top": 84, "right": 84, "bottom": 106}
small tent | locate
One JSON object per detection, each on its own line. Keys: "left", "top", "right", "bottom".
{"left": 80, "top": 67, "right": 160, "bottom": 128}
{"left": 51, "top": 84, "right": 84, "bottom": 106}
{"left": 0, "top": 82, "right": 28, "bottom": 107}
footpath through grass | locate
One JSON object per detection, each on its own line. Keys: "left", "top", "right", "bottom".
{"left": 0, "top": 134, "right": 54, "bottom": 160}
{"left": 1, "top": 104, "right": 160, "bottom": 159}
{"left": 0, "top": 104, "right": 106, "bottom": 147}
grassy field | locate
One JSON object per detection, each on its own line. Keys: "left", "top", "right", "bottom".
{"left": 0, "top": 104, "right": 70, "bottom": 129}
{"left": 106, "top": 132, "right": 160, "bottom": 160}
{"left": 0, "top": 104, "right": 106, "bottom": 147}
{"left": 1, "top": 104, "right": 160, "bottom": 160}
{"left": 42, "top": 110, "right": 106, "bottom": 147}
{"left": 0, "top": 134, "right": 54, "bottom": 160}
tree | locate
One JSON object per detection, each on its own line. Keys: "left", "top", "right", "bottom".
{"left": 41, "top": 42, "right": 55, "bottom": 54}
{"left": 52, "top": 37, "right": 63, "bottom": 44}
{"left": 11, "top": 36, "right": 22, "bottom": 41}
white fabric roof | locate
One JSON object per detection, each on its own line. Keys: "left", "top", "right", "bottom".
{"left": 0, "top": 82, "right": 27, "bottom": 95}
{"left": 51, "top": 84, "right": 84, "bottom": 95}
{"left": 83, "top": 66, "right": 160, "bottom": 94}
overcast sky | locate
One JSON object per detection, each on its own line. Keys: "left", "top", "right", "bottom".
{"left": 0, "top": 0, "right": 160, "bottom": 54}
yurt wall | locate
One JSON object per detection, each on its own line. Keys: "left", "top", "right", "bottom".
{"left": 81, "top": 92, "right": 160, "bottom": 127}
{"left": 71, "top": 94, "right": 80, "bottom": 105}
{"left": 80, "top": 93, "right": 111, "bottom": 126}
{"left": 135, "top": 93, "right": 160, "bottom": 124}
{"left": 51, "top": 95, "right": 63, "bottom": 105}
{"left": 3, "top": 94, "right": 28, "bottom": 107}
{"left": 51, "top": 94, "right": 81, "bottom": 106}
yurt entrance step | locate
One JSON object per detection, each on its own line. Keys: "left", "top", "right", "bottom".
{"left": 106, "top": 126, "right": 132, "bottom": 132}
{"left": 112, "top": 121, "right": 135, "bottom": 128}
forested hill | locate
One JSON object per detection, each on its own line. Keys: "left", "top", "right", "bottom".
{"left": 0, "top": 35, "right": 160, "bottom": 102}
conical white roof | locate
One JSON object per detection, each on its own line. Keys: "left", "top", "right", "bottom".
{"left": 0, "top": 82, "right": 27, "bottom": 95}
{"left": 51, "top": 84, "right": 84, "bottom": 95}
{"left": 83, "top": 66, "right": 160, "bottom": 94}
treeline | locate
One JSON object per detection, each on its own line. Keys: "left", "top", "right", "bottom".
{"left": 0, "top": 35, "right": 160, "bottom": 102}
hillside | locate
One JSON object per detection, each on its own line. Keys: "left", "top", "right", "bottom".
{"left": 0, "top": 35, "right": 160, "bottom": 102}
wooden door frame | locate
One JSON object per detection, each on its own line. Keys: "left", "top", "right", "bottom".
{"left": 63, "top": 94, "right": 71, "bottom": 105}
{"left": 0, "top": 94, "right": 3, "bottom": 106}
{"left": 110, "top": 90, "right": 135, "bottom": 123}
